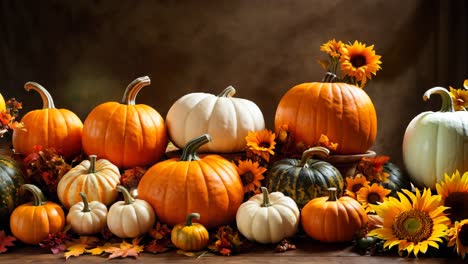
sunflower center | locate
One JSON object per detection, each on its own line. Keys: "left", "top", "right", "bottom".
{"left": 460, "top": 224, "right": 468, "bottom": 246}
{"left": 259, "top": 142, "right": 270, "bottom": 149}
{"left": 444, "top": 192, "right": 468, "bottom": 222}
{"left": 241, "top": 172, "right": 255, "bottom": 185}
{"left": 352, "top": 184, "right": 364, "bottom": 193}
{"left": 350, "top": 54, "right": 367, "bottom": 68}
{"left": 367, "top": 192, "right": 381, "bottom": 204}
{"left": 392, "top": 210, "right": 433, "bottom": 242}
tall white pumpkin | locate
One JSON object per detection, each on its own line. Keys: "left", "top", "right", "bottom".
{"left": 166, "top": 86, "right": 265, "bottom": 153}
{"left": 402, "top": 87, "right": 468, "bottom": 189}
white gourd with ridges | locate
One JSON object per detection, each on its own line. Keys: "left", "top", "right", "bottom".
{"left": 236, "top": 187, "right": 300, "bottom": 244}
{"left": 66, "top": 192, "right": 108, "bottom": 235}
{"left": 57, "top": 155, "right": 121, "bottom": 208}
{"left": 403, "top": 87, "right": 468, "bottom": 189}
{"left": 166, "top": 86, "right": 265, "bottom": 153}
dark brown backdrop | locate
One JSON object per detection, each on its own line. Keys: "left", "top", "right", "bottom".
{"left": 1, "top": 0, "right": 467, "bottom": 169}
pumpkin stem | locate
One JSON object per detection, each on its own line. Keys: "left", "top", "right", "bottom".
{"left": 423, "top": 87, "right": 456, "bottom": 112}
{"left": 180, "top": 134, "right": 212, "bottom": 161}
{"left": 20, "top": 184, "right": 46, "bottom": 206}
{"left": 217, "top": 86, "right": 236, "bottom": 97}
{"left": 88, "top": 155, "right": 97, "bottom": 174}
{"left": 116, "top": 185, "right": 135, "bottom": 205}
{"left": 121, "top": 76, "right": 151, "bottom": 105}
{"left": 260, "top": 187, "right": 271, "bottom": 207}
{"left": 185, "top": 212, "right": 200, "bottom": 226}
{"left": 327, "top": 187, "right": 338, "bottom": 202}
{"left": 299, "top": 146, "right": 330, "bottom": 167}
{"left": 79, "top": 192, "right": 91, "bottom": 213}
{"left": 24, "top": 82, "right": 56, "bottom": 109}
{"left": 321, "top": 72, "right": 339, "bottom": 83}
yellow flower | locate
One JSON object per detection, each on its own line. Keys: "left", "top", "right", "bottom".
{"left": 245, "top": 129, "right": 276, "bottom": 162}
{"left": 449, "top": 87, "right": 468, "bottom": 111}
{"left": 340, "top": 40, "right": 382, "bottom": 87}
{"left": 320, "top": 39, "right": 344, "bottom": 58}
{"left": 447, "top": 220, "right": 468, "bottom": 259}
{"left": 235, "top": 159, "right": 266, "bottom": 194}
{"left": 369, "top": 188, "right": 451, "bottom": 257}
{"left": 345, "top": 174, "right": 370, "bottom": 199}
{"left": 357, "top": 183, "right": 392, "bottom": 213}
{"left": 436, "top": 170, "right": 468, "bottom": 223}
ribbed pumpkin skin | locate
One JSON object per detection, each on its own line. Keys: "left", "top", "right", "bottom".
{"left": 166, "top": 87, "right": 265, "bottom": 153}
{"left": 0, "top": 155, "right": 24, "bottom": 230}
{"left": 13, "top": 108, "right": 83, "bottom": 159}
{"left": 267, "top": 159, "right": 344, "bottom": 209}
{"left": 57, "top": 156, "right": 121, "bottom": 208}
{"left": 274, "top": 82, "right": 377, "bottom": 155}
{"left": 138, "top": 156, "right": 244, "bottom": 229}
{"left": 12, "top": 82, "right": 83, "bottom": 160}
{"left": 82, "top": 102, "right": 167, "bottom": 169}
{"left": 301, "top": 191, "right": 368, "bottom": 242}
{"left": 382, "top": 162, "right": 412, "bottom": 197}
{"left": 10, "top": 185, "right": 65, "bottom": 245}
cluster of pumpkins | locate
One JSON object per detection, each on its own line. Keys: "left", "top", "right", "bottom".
{"left": 1, "top": 75, "right": 467, "bottom": 251}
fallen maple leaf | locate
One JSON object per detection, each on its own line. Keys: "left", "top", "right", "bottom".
{"left": 64, "top": 236, "right": 99, "bottom": 259}
{"left": 86, "top": 243, "right": 119, "bottom": 256}
{"left": 0, "top": 230, "right": 16, "bottom": 253}
{"left": 145, "top": 239, "right": 171, "bottom": 254}
{"left": 105, "top": 238, "right": 144, "bottom": 259}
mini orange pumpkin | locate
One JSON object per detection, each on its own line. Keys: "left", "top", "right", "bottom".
{"left": 12, "top": 82, "right": 83, "bottom": 159}
{"left": 82, "top": 76, "right": 167, "bottom": 169}
{"left": 301, "top": 187, "right": 368, "bottom": 242}
{"left": 274, "top": 73, "right": 377, "bottom": 155}
{"left": 10, "top": 184, "right": 65, "bottom": 245}
{"left": 137, "top": 134, "right": 243, "bottom": 229}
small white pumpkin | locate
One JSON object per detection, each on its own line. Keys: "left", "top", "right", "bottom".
{"left": 66, "top": 192, "right": 108, "bottom": 235}
{"left": 166, "top": 86, "right": 265, "bottom": 153}
{"left": 107, "top": 185, "right": 155, "bottom": 238}
{"left": 236, "top": 187, "right": 300, "bottom": 244}
{"left": 403, "top": 87, "right": 468, "bottom": 189}
{"left": 57, "top": 155, "right": 121, "bottom": 208}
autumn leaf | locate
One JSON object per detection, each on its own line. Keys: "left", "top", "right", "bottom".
{"left": 0, "top": 230, "right": 16, "bottom": 253}
{"left": 86, "top": 243, "right": 118, "bottom": 256}
{"left": 105, "top": 238, "right": 144, "bottom": 259}
{"left": 64, "top": 236, "right": 99, "bottom": 259}
{"left": 145, "top": 239, "right": 171, "bottom": 254}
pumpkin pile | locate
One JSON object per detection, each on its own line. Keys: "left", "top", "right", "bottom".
{"left": 1, "top": 39, "right": 467, "bottom": 261}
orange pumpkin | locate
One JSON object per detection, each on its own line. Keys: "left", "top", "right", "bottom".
{"left": 137, "top": 134, "right": 243, "bottom": 229}
{"left": 82, "top": 76, "right": 167, "bottom": 169}
{"left": 12, "top": 82, "right": 83, "bottom": 159}
{"left": 10, "top": 184, "right": 65, "bottom": 245}
{"left": 274, "top": 73, "right": 377, "bottom": 154}
{"left": 301, "top": 187, "right": 368, "bottom": 242}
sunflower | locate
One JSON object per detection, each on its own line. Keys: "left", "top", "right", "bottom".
{"left": 368, "top": 188, "right": 451, "bottom": 257}
{"left": 357, "top": 156, "right": 390, "bottom": 183}
{"left": 340, "top": 40, "right": 382, "bottom": 87}
{"left": 235, "top": 159, "right": 266, "bottom": 194}
{"left": 320, "top": 38, "right": 344, "bottom": 58}
{"left": 357, "top": 183, "right": 392, "bottom": 213}
{"left": 436, "top": 170, "right": 468, "bottom": 223}
{"left": 447, "top": 219, "right": 468, "bottom": 259}
{"left": 345, "top": 174, "right": 370, "bottom": 199}
{"left": 449, "top": 87, "right": 468, "bottom": 111}
{"left": 245, "top": 129, "right": 276, "bottom": 162}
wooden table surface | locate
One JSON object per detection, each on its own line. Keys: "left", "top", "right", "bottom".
{"left": 1, "top": 240, "right": 464, "bottom": 264}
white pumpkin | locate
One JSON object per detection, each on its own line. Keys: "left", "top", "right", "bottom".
{"left": 403, "top": 87, "right": 468, "bottom": 189}
{"left": 107, "top": 186, "right": 155, "bottom": 238}
{"left": 166, "top": 86, "right": 265, "bottom": 153}
{"left": 57, "top": 155, "right": 121, "bottom": 208}
{"left": 66, "top": 192, "right": 108, "bottom": 235}
{"left": 236, "top": 187, "right": 300, "bottom": 244}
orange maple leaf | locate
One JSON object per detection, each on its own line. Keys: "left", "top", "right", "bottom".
{"left": 0, "top": 230, "right": 16, "bottom": 253}
{"left": 105, "top": 238, "right": 144, "bottom": 259}
{"left": 64, "top": 236, "right": 99, "bottom": 259}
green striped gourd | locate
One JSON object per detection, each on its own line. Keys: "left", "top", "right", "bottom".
{"left": 0, "top": 155, "right": 25, "bottom": 229}
{"left": 267, "top": 147, "right": 344, "bottom": 208}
